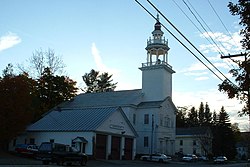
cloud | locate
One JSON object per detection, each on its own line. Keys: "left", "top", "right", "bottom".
{"left": 0, "top": 32, "right": 21, "bottom": 52}
{"left": 199, "top": 31, "right": 243, "bottom": 54}
{"left": 173, "top": 89, "right": 248, "bottom": 130}
{"left": 195, "top": 76, "right": 209, "bottom": 81}
{"left": 91, "top": 42, "right": 126, "bottom": 89}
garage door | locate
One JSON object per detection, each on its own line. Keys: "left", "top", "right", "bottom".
{"left": 96, "top": 134, "right": 107, "bottom": 159}
{"left": 124, "top": 138, "right": 133, "bottom": 160}
{"left": 111, "top": 136, "right": 121, "bottom": 160}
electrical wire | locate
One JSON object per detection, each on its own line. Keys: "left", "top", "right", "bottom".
{"left": 135, "top": 0, "right": 239, "bottom": 88}
{"left": 146, "top": 0, "right": 231, "bottom": 81}
{"left": 172, "top": 0, "right": 235, "bottom": 70}
{"left": 134, "top": 0, "right": 224, "bottom": 82}
{"left": 207, "top": 0, "right": 239, "bottom": 47}
{"left": 183, "top": 0, "right": 236, "bottom": 70}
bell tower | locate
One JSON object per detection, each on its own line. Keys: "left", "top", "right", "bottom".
{"left": 139, "top": 14, "right": 175, "bottom": 101}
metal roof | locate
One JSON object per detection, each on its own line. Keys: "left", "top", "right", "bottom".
{"left": 176, "top": 127, "right": 211, "bottom": 136}
{"left": 27, "top": 107, "right": 119, "bottom": 132}
{"left": 60, "top": 89, "right": 143, "bottom": 109}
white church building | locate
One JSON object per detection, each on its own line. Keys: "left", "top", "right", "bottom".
{"left": 9, "top": 16, "right": 177, "bottom": 160}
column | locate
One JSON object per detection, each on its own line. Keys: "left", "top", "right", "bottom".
{"left": 132, "top": 138, "right": 136, "bottom": 160}
{"left": 121, "top": 137, "right": 125, "bottom": 160}
{"left": 106, "top": 135, "right": 112, "bottom": 160}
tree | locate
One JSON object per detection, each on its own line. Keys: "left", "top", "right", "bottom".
{"left": 36, "top": 67, "right": 78, "bottom": 117}
{"left": 176, "top": 106, "right": 188, "bottom": 127}
{"left": 82, "top": 69, "right": 117, "bottom": 93}
{"left": 212, "top": 106, "right": 237, "bottom": 159}
{"left": 228, "top": 0, "right": 250, "bottom": 50}
{"left": 204, "top": 102, "right": 212, "bottom": 126}
{"left": 0, "top": 65, "right": 36, "bottom": 150}
{"left": 186, "top": 107, "right": 199, "bottom": 127}
{"left": 218, "top": 1, "right": 250, "bottom": 115}
{"left": 198, "top": 102, "right": 205, "bottom": 126}
{"left": 19, "top": 48, "right": 65, "bottom": 78}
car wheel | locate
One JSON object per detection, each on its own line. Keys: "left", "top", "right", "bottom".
{"left": 42, "top": 160, "right": 49, "bottom": 165}
{"left": 80, "top": 157, "right": 87, "bottom": 166}
{"left": 159, "top": 159, "right": 164, "bottom": 163}
{"left": 143, "top": 157, "right": 147, "bottom": 161}
{"left": 56, "top": 158, "right": 63, "bottom": 166}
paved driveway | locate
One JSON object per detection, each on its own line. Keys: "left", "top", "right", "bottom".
{"left": 0, "top": 152, "right": 249, "bottom": 167}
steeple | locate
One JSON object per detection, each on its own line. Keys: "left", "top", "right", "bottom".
{"left": 145, "top": 14, "right": 170, "bottom": 66}
{"left": 139, "top": 15, "right": 175, "bottom": 102}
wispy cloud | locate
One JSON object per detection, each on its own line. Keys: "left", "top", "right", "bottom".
{"left": 0, "top": 32, "right": 21, "bottom": 52}
{"left": 173, "top": 89, "right": 248, "bottom": 130}
{"left": 91, "top": 43, "right": 131, "bottom": 90}
{"left": 199, "top": 31, "right": 242, "bottom": 54}
{"left": 195, "top": 76, "right": 209, "bottom": 81}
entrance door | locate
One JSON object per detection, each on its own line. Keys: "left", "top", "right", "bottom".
{"left": 124, "top": 138, "right": 133, "bottom": 160}
{"left": 96, "top": 134, "right": 107, "bottom": 159}
{"left": 111, "top": 136, "right": 121, "bottom": 160}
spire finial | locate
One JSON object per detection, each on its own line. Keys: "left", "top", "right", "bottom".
{"left": 156, "top": 13, "right": 159, "bottom": 22}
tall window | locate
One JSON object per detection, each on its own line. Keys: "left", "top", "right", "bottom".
{"left": 133, "top": 114, "right": 136, "bottom": 125}
{"left": 180, "top": 140, "right": 183, "bottom": 146}
{"left": 144, "top": 136, "right": 149, "bottom": 147}
{"left": 193, "top": 140, "right": 196, "bottom": 146}
{"left": 30, "top": 138, "right": 35, "bottom": 145}
{"left": 144, "top": 114, "right": 149, "bottom": 124}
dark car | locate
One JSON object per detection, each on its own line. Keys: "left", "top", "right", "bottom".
{"left": 214, "top": 156, "right": 227, "bottom": 164}
{"left": 15, "top": 144, "right": 38, "bottom": 156}
{"left": 182, "top": 154, "right": 198, "bottom": 162}
{"left": 36, "top": 142, "right": 88, "bottom": 166}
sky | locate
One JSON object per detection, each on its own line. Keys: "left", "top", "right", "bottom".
{"left": 0, "top": 0, "right": 248, "bottom": 130}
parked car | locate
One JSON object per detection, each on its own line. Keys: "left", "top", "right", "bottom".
{"left": 214, "top": 156, "right": 227, "bottom": 164}
{"left": 15, "top": 144, "right": 38, "bottom": 156}
{"left": 140, "top": 154, "right": 172, "bottom": 163}
{"left": 198, "top": 155, "right": 209, "bottom": 161}
{"left": 36, "top": 142, "right": 88, "bottom": 166}
{"left": 182, "top": 154, "right": 198, "bottom": 162}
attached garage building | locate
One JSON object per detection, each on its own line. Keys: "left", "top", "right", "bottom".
{"left": 10, "top": 107, "right": 137, "bottom": 160}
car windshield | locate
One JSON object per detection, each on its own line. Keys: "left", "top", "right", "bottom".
{"left": 39, "top": 143, "right": 52, "bottom": 151}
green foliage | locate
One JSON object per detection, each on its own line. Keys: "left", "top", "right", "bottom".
{"left": 228, "top": 0, "right": 250, "bottom": 50}
{"left": 186, "top": 107, "right": 199, "bottom": 127}
{"left": 82, "top": 69, "right": 117, "bottom": 93}
{"left": 36, "top": 67, "right": 78, "bottom": 118}
{"left": 204, "top": 103, "right": 212, "bottom": 126}
{"left": 0, "top": 67, "right": 36, "bottom": 149}
{"left": 212, "top": 106, "right": 237, "bottom": 160}
{"left": 198, "top": 102, "right": 205, "bottom": 126}
{"left": 176, "top": 106, "right": 187, "bottom": 128}
{"left": 177, "top": 103, "right": 238, "bottom": 159}
{"left": 218, "top": 1, "right": 250, "bottom": 115}
{"left": 0, "top": 52, "right": 78, "bottom": 149}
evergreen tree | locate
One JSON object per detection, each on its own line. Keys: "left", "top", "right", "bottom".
{"left": 212, "top": 106, "right": 237, "bottom": 159}
{"left": 198, "top": 102, "right": 205, "bottom": 126}
{"left": 212, "top": 111, "right": 217, "bottom": 125}
{"left": 187, "top": 107, "right": 199, "bottom": 127}
{"left": 176, "top": 106, "right": 188, "bottom": 127}
{"left": 204, "top": 102, "right": 212, "bottom": 126}
{"left": 82, "top": 69, "right": 117, "bottom": 93}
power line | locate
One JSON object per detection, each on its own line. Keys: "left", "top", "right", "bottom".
{"left": 134, "top": 0, "right": 224, "bottom": 82}
{"left": 206, "top": 0, "right": 238, "bottom": 69}
{"left": 185, "top": 0, "right": 229, "bottom": 56}
{"left": 146, "top": 0, "right": 232, "bottom": 82}
{"left": 208, "top": 0, "right": 238, "bottom": 47}
{"left": 172, "top": 0, "right": 235, "bottom": 70}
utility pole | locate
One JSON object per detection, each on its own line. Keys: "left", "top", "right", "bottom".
{"left": 221, "top": 52, "right": 250, "bottom": 130}
{"left": 150, "top": 114, "right": 154, "bottom": 157}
